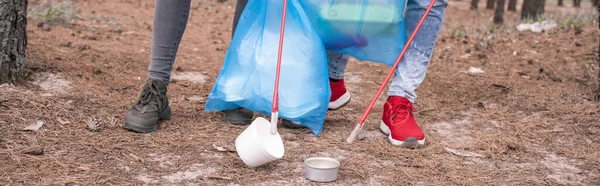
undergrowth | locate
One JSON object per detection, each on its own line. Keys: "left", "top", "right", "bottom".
{"left": 27, "top": 0, "right": 79, "bottom": 25}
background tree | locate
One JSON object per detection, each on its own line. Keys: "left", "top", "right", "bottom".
{"left": 471, "top": 0, "right": 479, "bottom": 10}
{"left": 558, "top": 0, "right": 563, "bottom": 6}
{"left": 494, "top": 0, "right": 507, "bottom": 24}
{"left": 573, "top": 0, "right": 581, "bottom": 7}
{"left": 487, "top": 0, "right": 496, "bottom": 9}
{"left": 521, "top": 0, "right": 545, "bottom": 20}
{"left": 0, "top": 0, "right": 28, "bottom": 84}
{"left": 508, "top": 0, "right": 517, "bottom": 11}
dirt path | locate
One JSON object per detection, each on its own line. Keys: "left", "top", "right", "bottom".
{"left": 1, "top": 0, "right": 599, "bottom": 185}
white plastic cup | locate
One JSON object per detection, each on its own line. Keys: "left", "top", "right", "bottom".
{"left": 235, "top": 117, "right": 285, "bottom": 167}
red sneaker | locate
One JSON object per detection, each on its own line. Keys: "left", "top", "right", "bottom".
{"left": 329, "top": 79, "right": 351, "bottom": 110}
{"left": 380, "top": 96, "right": 425, "bottom": 148}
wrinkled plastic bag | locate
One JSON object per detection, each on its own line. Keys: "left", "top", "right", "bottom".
{"left": 300, "top": 0, "right": 408, "bottom": 65}
{"left": 205, "top": 0, "right": 330, "bottom": 136}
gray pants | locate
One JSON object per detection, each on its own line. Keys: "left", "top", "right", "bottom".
{"left": 147, "top": 0, "right": 247, "bottom": 83}
{"left": 147, "top": 0, "right": 347, "bottom": 84}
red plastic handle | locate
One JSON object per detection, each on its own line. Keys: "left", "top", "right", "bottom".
{"left": 272, "top": 0, "right": 289, "bottom": 113}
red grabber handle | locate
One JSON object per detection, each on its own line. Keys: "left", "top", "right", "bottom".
{"left": 357, "top": 0, "right": 437, "bottom": 126}
{"left": 272, "top": 0, "right": 289, "bottom": 113}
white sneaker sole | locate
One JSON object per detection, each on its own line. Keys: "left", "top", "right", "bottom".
{"left": 328, "top": 91, "right": 351, "bottom": 110}
{"left": 380, "top": 121, "right": 425, "bottom": 148}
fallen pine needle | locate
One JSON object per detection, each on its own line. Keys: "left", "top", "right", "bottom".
{"left": 204, "top": 175, "right": 232, "bottom": 180}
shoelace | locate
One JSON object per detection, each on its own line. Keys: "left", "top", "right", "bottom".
{"left": 387, "top": 102, "right": 416, "bottom": 121}
{"left": 134, "top": 80, "right": 163, "bottom": 113}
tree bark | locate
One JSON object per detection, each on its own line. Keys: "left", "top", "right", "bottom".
{"left": 471, "top": 0, "right": 479, "bottom": 10}
{"left": 557, "top": 0, "right": 563, "bottom": 6}
{"left": 521, "top": 0, "right": 545, "bottom": 20}
{"left": 494, "top": 0, "right": 506, "bottom": 25}
{"left": 0, "top": 0, "right": 28, "bottom": 84}
{"left": 487, "top": 0, "right": 496, "bottom": 9}
{"left": 573, "top": 0, "right": 581, "bottom": 7}
{"left": 508, "top": 0, "right": 517, "bottom": 11}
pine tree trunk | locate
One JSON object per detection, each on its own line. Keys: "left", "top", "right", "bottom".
{"left": 508, "top": 0, "right": 517, "bottom": 11}
{"left": 494, "top": 0, "right": 506, "bottom": 25}
{"left": 521, "top": 0, "right": 545, "bottom": 20}
{"left": 487, "top": 0, "right": 496, "bottom": 9}
{"left": 573, "top": 0, "right": 581, "bottom": 7}
{"left": 557, "top": 0, "right": 563, "bottom": 6}
{"left": 471, "top": 0, "right": 479, "bottom": 10}
{"left": 0, "top": 0, "right": 28, "bottom": 84}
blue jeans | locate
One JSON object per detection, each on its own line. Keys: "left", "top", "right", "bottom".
{"left": 328, "top": 0, "right": 448, "bottom": 103}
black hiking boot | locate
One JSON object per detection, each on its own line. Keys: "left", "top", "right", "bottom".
{"left": 124, "top": 78, "right": 171, "bottom": 133}
{"left": 281, "top": 119, "right": 305, "bottom": 129}
{"left": 223, "top": 108, "right": 253, "bottom": 125}
{"left": 223, "top": 108, "right": 300, "bottom": 128}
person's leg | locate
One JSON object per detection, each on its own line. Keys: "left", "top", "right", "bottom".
{"left": 223, "top": 0, "right": 254, "bottom": 125}
{"left": 327, "top": 51, "right": 352, "bottom": 110}
{"left": 388, "top": 0, "right": 446, "bottom": 102}
{"left": 380, "top": 0, "right": 447, "bottom": 147}
{"left": 124, "top": 0, "right": 191, "bottom": 133}
{"left": 327, "top": 51, "right": 349, "bottom": 81}
{"left": 147, "top": 0, "right": 191, "bottom": 84}
{"left": 232, "top": 0, "right": 248, "bottom": 37}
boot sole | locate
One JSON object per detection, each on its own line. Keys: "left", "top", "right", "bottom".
{"left": 224, "top": 108, "right": 253, "bottom": 125}
{"left": 123, "top": 106, "right": 171, "bottom": 133}
{"left": 281, "top": 119, "right": 305, "bottom": 129}
{"left": 225, "top": 118, "right": 253, "bottom": 125}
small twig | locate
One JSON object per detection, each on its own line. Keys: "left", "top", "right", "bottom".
{"left": 399, "top": 168, "right": 412, "bottom": 178}
{"left": 129, "top": 153, "right": 144, "bottom": 162}
{"left": 416, "top": 108, "right": 436, "bottom": 114}
{"left": 204, "top": 175, "right": 233, "bottom": 180}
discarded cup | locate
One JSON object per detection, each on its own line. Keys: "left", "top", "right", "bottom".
{"left": 304, "top": 157, "right": 340, "bottom": 182}
{"left": 235, "top": 117, "right": 285, "bottom": 168}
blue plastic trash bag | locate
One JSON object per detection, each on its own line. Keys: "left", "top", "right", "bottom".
{"left": 299, "top": 0, "right": 408, "bottom": 66}
{"left": 205, "top": 0, "right": 330, "bottom": 136}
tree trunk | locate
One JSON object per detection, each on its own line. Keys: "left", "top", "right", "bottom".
{"left": 508, "top": 0, "right": 517, "bottom": 11}
{"left": 471, "top": 0, "right": 479, "bottom": 10}
{"left": 521, "top": 0, "right": 545, "bottom": 20}
{"left": 494, "top": 0, "right": 506, "bottom": 25}
{"left": 557, "top": 0, "right": 563, "bottom": 6}
{"left": 593, "top": 0, "right": 599, "bottom": 7}
{"left": 0, "top": 0, "right": 28, "bottom": 84}
{"left": 487, "top": 0, "right": 496, "bottom": 9}
{"left": 573, "top": 0, "right": 581, "bottom": 7}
